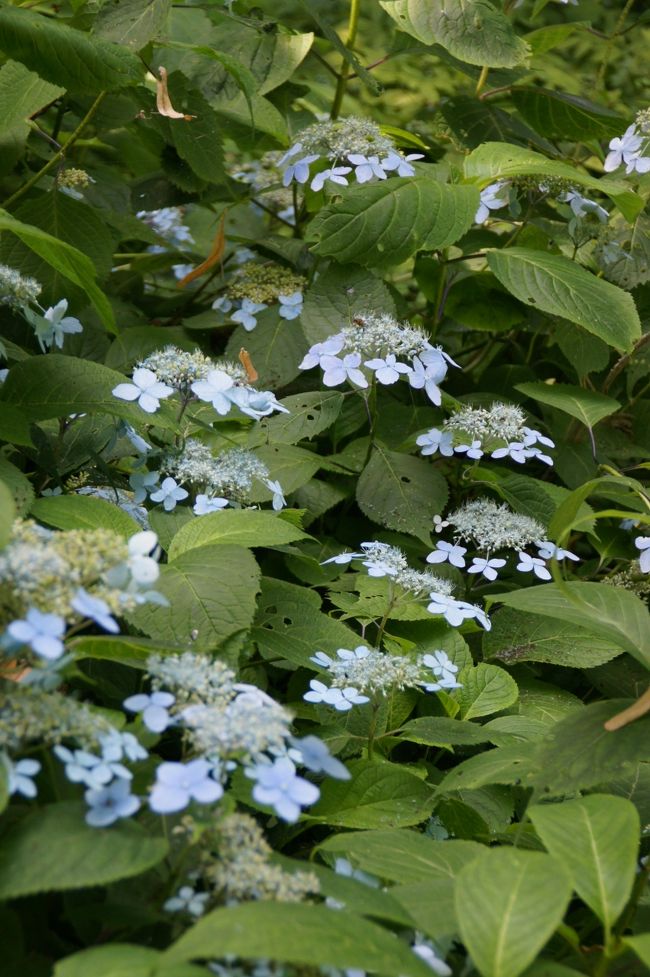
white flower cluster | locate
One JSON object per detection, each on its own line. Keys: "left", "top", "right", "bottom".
{"left": 0, "top": 524, "right": 165, "bottom": 665}
{"left": 112, "top": 344, "right": 288, "bottom": 420}
{"left": 604, "top": 123, "right": 650, "bottom": 175}
{"left": 300, "top": 311, "right": 457, "bottom": 405}
{"left": 428, "top": 498, "right": 579, "bottom": 584}
{"left": 128, "top": 652, "right": 349, "bottom": 824}
{"left": 279, "top": 116, "right": 423, "bottom": 193}
{"left": 304, "top": 645, "right": 461, "bottom": 711}
{"left": 0, "top": 264, "right": 42, "bottom": 307}
{"left": 323, "top": 540, "right": 454, "bottom": 597}
{"left": 417, "top": 402, "right": 554, "bottom": 466}
{"left": 136, "top": 441, "right": 285, "bottom": 515}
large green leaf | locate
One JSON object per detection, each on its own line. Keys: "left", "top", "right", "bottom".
{"left": 54, "top": 945, "right": 204, "bottom": 977}
{"left": 300, "top": 264, "right": 395, "bottom": 346}
{"left": 623, "top": 934, "right": 650, "bottom": 969}
{"left": 0, "top": 354, "right": 174, "bottom": 427}
{"left": 515, "top": 382, "right": 619, "bottom": 429}
{"left": 391, "top": 879, "right": 459, "bottom": 939}
{"left": 356, "top": 444, "right": 448, "bottom": 544}
{"left": 456, "top": 663, "right": 519, "bottom": 720}
{"left": 307, "top": 177, "right": 479, "bottom": 270}
{"left": 529, "top": 795, "right": 639, "bottom": 933}
{"left": 0, "top": 480, "right": 15, "bottom": 550}
{"left": 252, "top": 577, "right": 361, "bottom": 669}
{"left": 487, "top": 249, "right": 641, "bottom": 352}
{"left": 380, "top": 0, "right": 528, "bottom": 68}
{"left": 225, "top": 311, "right": 308, "bottom": 389}
{"left": 436, "top": 744, "right": 539, "bottom": 794}
{"left": 0, "top": 6, "right": 143, "bottom": 91}
{"left": 455, "top": 848, "right": 573, "bottom": 977}
{"left": 162, "top": 902, "right": 434, "bottom": 976}
{"left": 308, "top": 759, "right": 435, "bottom": 829}
{"left": 0, "top": 457, "right": 33, "bottom": 517}
{"left": 511, "top": 88, "right": 626, "bottom": 140}
{"left": 248, "top": 392, "right": 344, "bottom": 447}
{"left": 31, "top": 495, "right": 140, "bottom": 538}
{"left": 490, "top": 582, "right": 650, "bottom": 670}
{"left": 127, "top": 544, "right": 260, "bottom": 653}
{"left": 600, "top": 212, "right": 650, "bottom": 291}
{"left": 464, "top": 143, "right": 638, "bottom": 217}
{"left": 168, "top": 510, "right": 308, "bottom": 560}
{"left": 484, "top": 607, "right": 622, "bottom": 669}
{"left": 0, "top": 802, "right": 167, "bottom": 899}
{"left": 0, "top": 210, "right": 115, "bottom": 332}
{"left": 0, "top": 60, "right": 64, "bottom": 139}
{"left": 400, "top": 716, "right": 493, "bottom": 747}
{"left": 317, "top": 830, "right": 484, "bottom": 883}
{"left": 93, "top": 0, "right": 171, "bottom": 50}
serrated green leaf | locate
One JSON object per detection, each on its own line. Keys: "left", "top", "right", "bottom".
{"left": 484, "top": 607, "right": 622, "bottom": 668}
{"left": 0, "top": 802, "right": 167, "bottom": 899}
{"left": 400, "top": 716, "right": 492, "bottom": 747}
{"left": 511, "top": 88, "right": 626, "bottom": 140}
{"left": 487, "top": 248, "right": 640, "bottom": 352}
{"left": 0, "top": 209, "right": 115, "bottom": 332}
{"left": 515, "top": 381, "right": 619, "bottom": 428}
{"left": 380, "top": 0, "right": 529, "bottom": 68}
{"left": 391, "top": 878, "right": 458, "bottom": 938}
{"left": 93, "top": 0, "right": 171, "bottom": 50}
{"left": 455, "top": 848, "right": 573, "bottom": 977}
{"left": 126, "top": 544, "right": 260, "bottom": 653}
{"left": 308, "top": 759, "right": 434, "bottom": 828}
{"left": 70, "top": 634, "right": 182, "bottom": 667}
{"left": 599, "top": 213, "right": 650, "bottom": 291}
{"left": 307, "top": 177, "right": 479, "bottom": 270}
{"left": 436, "top": 744, "right": 538, "bottom": 794}
{"left": 529, "top": 794, "right": 639, "bottom": 933}
{"left": 0, "top": 60, "right": 64, "bottom": 138}
{"left": 30, "top": 495, "right": 140, "bottom": 537}
{"left": 357, "top": 444, "right": 448, "bottom": 544}
{"left": 490, "top": 582, "right": 650, "bottom": 670}
{"left": 0, "top": 6, "right": 143, "bottom": 91}
{"left": 248, "top": 392, "right": 344, "bottom": 447}
{"left": 0, "top": 457, "right": 34, "bottom": 517}
{"left": 225, "top": 311, "right": 308, "bottom": 389}
{"left": 162, "top": 902, "right": 434, "bottom": 977}
{"left": 623, "top": 934, "right": 650, "bottom": 968}
{"left": 456, "top": 663, "right": 519, "bottom": 720}
{"left": 300, "top": 264, "right": 395, "bottom": 346}
{"left": 168, "top": 510, "right": 308, "bottom": 560}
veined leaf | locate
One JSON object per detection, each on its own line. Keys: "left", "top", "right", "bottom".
{"left": 487, "top": 248, "right": 640, "bottom": 352}
{"left": 168, "top": 510, "right": 308, "bottom": 560}
{"left": 380, "top": 0, "right": 529, "bottom": 68}
{"left": 456, "top": 663, "right": 519, "bottom": 720}
{"left": 93, "top": 0, "right": 171, "bottom": 50}
{"left": 0, "top": 60, "right": 64, "bottom": 139}
{"left": 30, "top": 495, "right": 140, "bottom": 537}
{"left": 307, "top": 176, "right": 478, "bottom": 270}
{"left": 515, "top": 381, "right": 620, "bottom": 428}
{"left": 512, "top": 87, "right": 626, "bottom": 140}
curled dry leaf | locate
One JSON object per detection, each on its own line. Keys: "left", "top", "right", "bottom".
{"left": 239, "top": 348, "right": 259, "bottom": 382}
{"left": 176, "top": 212, "right": 227, "bottom": 289}
{"left": 156, "top": 66, "right": 196, "bottom": 121}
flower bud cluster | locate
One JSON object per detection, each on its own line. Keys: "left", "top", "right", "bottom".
{"left": 212, "top": 261, "right": 306, "bottom": 331}
{"left": 417, "top": 402, "right": 554, "bottom": 466}
{"left": 0, "top": 264, "right": 42, "bottom": 307}
{"left": 300, "top": 311, "right": 457, "bottom": 405}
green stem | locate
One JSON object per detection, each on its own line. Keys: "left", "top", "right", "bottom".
{"left": 330, "top": 0, "right": 362, "bottom": 120}
{"left": 367, "top": 698, "right": 380, "bottom": 759}
{"left": 2, "top": 92, "right": 106, "bottom": 211}
{"left": 475, "top": 65, "right": 489, "bottom": 96}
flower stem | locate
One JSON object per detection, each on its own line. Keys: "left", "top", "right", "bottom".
{"left": 2, "top": 92, "right": 106, "bottom": 211}
{"left": 330, "top": 0, "right": 362, "bottom": 120}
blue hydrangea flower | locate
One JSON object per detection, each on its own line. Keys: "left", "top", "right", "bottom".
{"left": 85, "top": 777, "right": 140, "bottom": 827}
{"left": 71, "top": 588, "right": 119, "bottom": 633}
{"left": 7, "top": 609, "right": 66, "bottom": 660}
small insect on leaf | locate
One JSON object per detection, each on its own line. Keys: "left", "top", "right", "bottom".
{"left": 156, "top": 66, "right": 196, "bottom": 121}
{"left": 239, "top": 348, "right": 259, "bottom": 383}
{"left": 177, "top": 212, "right": 227, "bottom": 290}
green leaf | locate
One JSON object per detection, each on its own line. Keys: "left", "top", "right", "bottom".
{"left": 511, "top": 88, "right": 626, "bottom": 141}
{"left": 225, "top": 312, "right": 308, "bottom": 389}
{"left": 531, "top": 700, "right": 650, "bottom": 796}
{"left": 0, "top": 802, "right": 167, "bottom": 899}
{"left": 252, "top": 577, "right": 360, "bottom": 669}
{"left": 300, "top": 264, "right": 395, "bottom": 346}
{"left": 164, "top": 72, "right": 225, "bottom": 184}
{"left": 391, "top": 879, "right": 459, "bottom": 938}
{"left": 0, "top": 354, "right": 174, "bottom": 427}
{"left": 307, "top": 176, "right": 479, "bottom": 270}
{"left": 54, "top": 945, "right": 205, "bottom": 977}
{"left": 490, "top": 582, "right": 650, "bottom": 670}
{"left": 162, "top": 902, "right": 434, "bottom": 977}
{"left": 356, "top": 444, "right": 448, "bottom": 544}
{"left": 252, "top": 444, "right": 320, "bottom": 497}
{"left": 0, "top": 457, "right": 33, "bottom": 517}
{"left": 70, "top": 634, "right": 183, "bottom": 667}
{"left": 484, "top": 608, "right": 622, "bottom": 668}
{"left": 380, "top": 0, "right": 529, "bottom": 68}
{"left": 0, "top": 6, "right": 143, "bottom": 91}
{"left": 599, "top": 213, "right": 650, "bottom": 291}
{"left": 248, "top": 392, "right": 344, "bottom": 447}
{"left": 168, "top": 510, "right": 308, "bottom": 560}
{"left": 464, "top": 143, "right": 639, "bottom": 217}
{"left": 0, "top": 60, "right": 64, "bottom": 138}
{"left": 317, "top": 830, "right": 485, "bottom": 883}
{"left": 30, "top": 495, "right": 140, "bottom": 537}
{"left": 515, "top": 382, "right": 620, "bottom": 429}
{"left": 623, "top": 934, "right": 650, "bottom": 968}
{"left": 529, "top": 794, "right": 639, "bottom": 932}
{"left": 93, "top": 0, "right": 171, "bottom": 50}
{"left": 488, "top": 248, "right": 640, "bottom": 352}
{"left": 0, "top": 210, "right": 115, "bottom": 333}
{"left": 436, "top": 744, "right": 538, "bottom": 794}
{"left": 455, "top": 848, "right": 573, "bottom": 977}
{"left": 456, "top": 663, "right": 519, "bottom": 720}
{"left": 400, "top": 716, "right": 493, "bottom": 747}
{"left": 0, "top": 480, "right": 15, "bottom": 550}
{"left": 127, "top": 544, "right": 260, "bottom": 654}
{"left": 308, "top": 759, "right": 434, "bottom": 829}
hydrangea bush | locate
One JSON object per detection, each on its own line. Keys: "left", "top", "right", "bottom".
{"left": 0, "top": 0, "right": 650, "bottom": 975}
